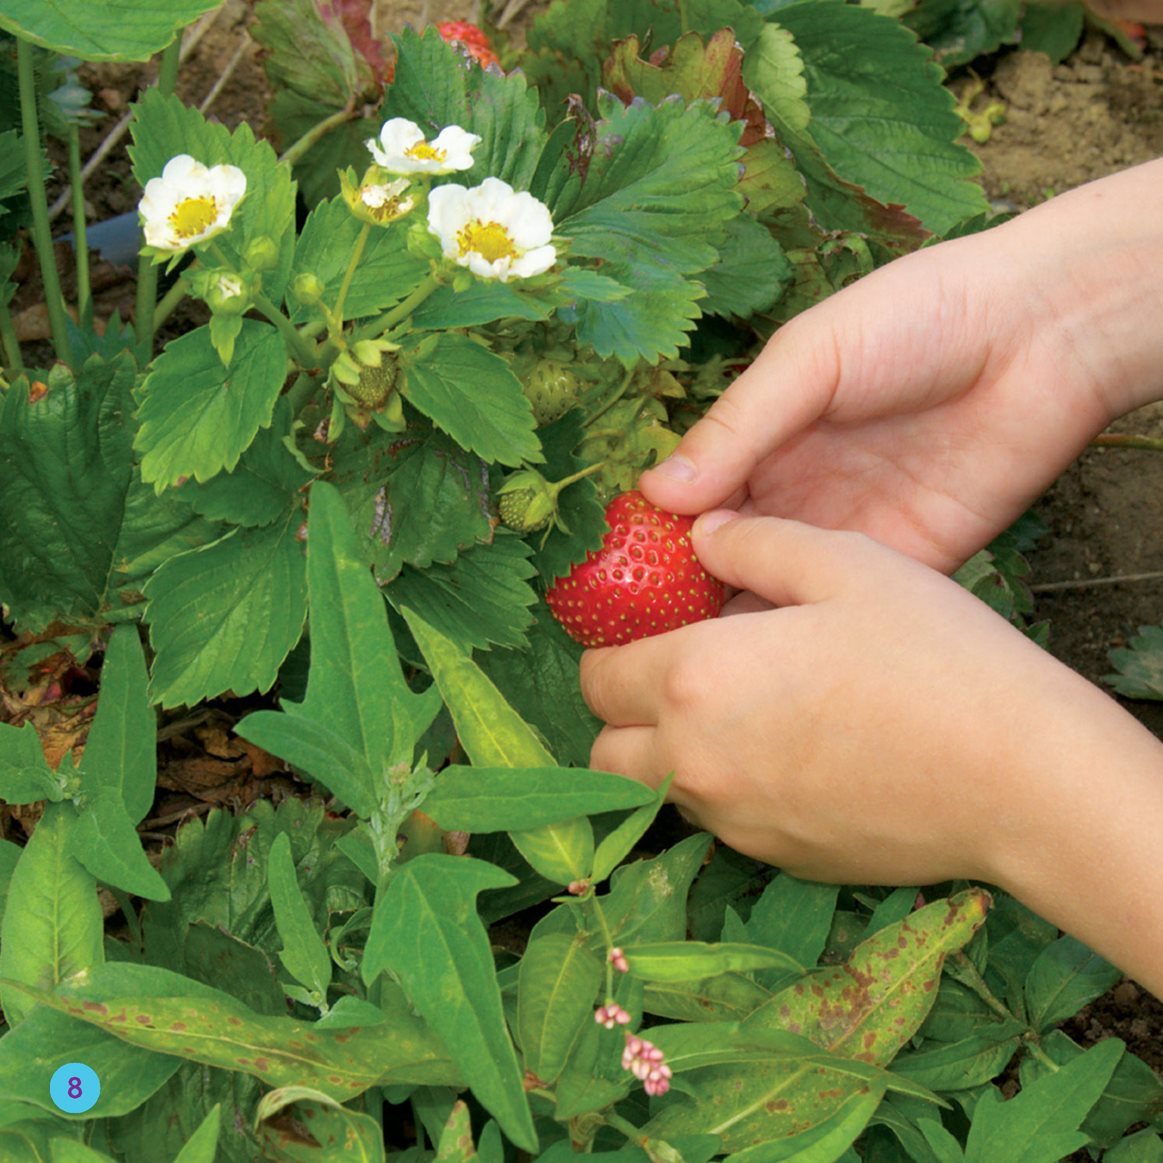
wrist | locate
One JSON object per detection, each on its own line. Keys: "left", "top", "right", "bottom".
{"left": 987, "top": 671, "right": 1163, "bottom": 996}
{"left": 998, "top": 158, "right": 1163, "bottom": 420}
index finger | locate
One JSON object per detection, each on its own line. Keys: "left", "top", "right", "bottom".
{"left": 578, "top": 632, "right": 682, "bottom": 728}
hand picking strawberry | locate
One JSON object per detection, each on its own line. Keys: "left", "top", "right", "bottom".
{"left": 546, "top": 491, "right": 726, "bottom": 647}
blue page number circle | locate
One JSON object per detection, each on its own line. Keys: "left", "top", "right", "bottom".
{"left": 50, "top": 1062, "right": 100, "bottom": 1114}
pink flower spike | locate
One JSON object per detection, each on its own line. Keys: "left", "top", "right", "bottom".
{"left": 594, "top": 1003, "right": 632, "bottom": 1030}
{"left": 608, "top": 947, "right": 630, "bottom": 973}
{"left": 621, "top": 1031, "right": 671, "bottom": 1095}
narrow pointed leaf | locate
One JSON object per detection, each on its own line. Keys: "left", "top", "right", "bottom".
{"left": 172, "top": 1103, "right": 222, "bottom": 1163}
{"left": 0, "top": 723, "right": 63, "bottom": 804}
{"left": 78, "top": 624, "right": 154, "bottom": 824}
{"left": 268, "top": 833, "right": 331, "bottom": 1001}
{"left": 256, "top": 1087, "right": 384, "bottom": 1162}
{"left": 363, "top": 855, "right": 535, "bottom": 1150}
{"left": 0, "top": 963, "right": 457, "bottom": 1098}
{"left": 69, "top": 794, "right": 170, "bottom": 900}
{"left": 0, "top": 805, "right": 103, "bottom": 1025}
{"left": 621, "top": 941, "right": 803, "bottom": 983}
{"left": 402, "top": 607, "right": 593, "bottom": 884}
{"left": 517, "top": 931, "right": 603, "bottom": 1085}
{"left": 422, "top": 766, "right": 655, "bottom": 831}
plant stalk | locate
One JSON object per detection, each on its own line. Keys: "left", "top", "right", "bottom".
{"left": 279, "top": 105, "right": 359, "bottom": 169}
{"left": 17, "top": 38, "right": 72, "bottom": 363}
{"left": 254, "top": 292, "right": 321, "bottom": 369}
{"left": 134, "top": 36, "right": 183, "bottom": 364}
{"left": 355, "top": 274, "right": 442, "bottom": 340}
{"left": 67, "top": 125, "right": 91, "bottom": 323}
{"left": 332, "top": 221, "right": 371, "bottom": 332}
{"left": 1091, "top": 432, "right": 1163, "bottom": 452}
{"left": 0, "top": 300, "right": 22, "bottom": 373}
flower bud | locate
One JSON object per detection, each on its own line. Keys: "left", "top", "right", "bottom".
{"left": 244, "top": 234, "right": 280, "bottom": 272}
{"left": 292, "top": 272, "right": 326, "bottom": 306}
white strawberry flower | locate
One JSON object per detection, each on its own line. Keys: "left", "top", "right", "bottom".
{"left": 427, "top": 177, "right": 556, "bottom": 282}
{"left": 139, "top": 154, "right": 247, "bottom": 253}
{"left": 366, "top": 118, "right": 480, "bottom": 175}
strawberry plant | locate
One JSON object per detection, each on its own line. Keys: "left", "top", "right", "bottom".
{"left": 0, "top": 0, "right": 1160, "bottom": 1160}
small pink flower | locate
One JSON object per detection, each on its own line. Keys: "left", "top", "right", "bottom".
{"left": 621, "top": 1033, "right": 672, "bottom": 1097}
{"left": 594, "top": 1003, "right": 632, "bottom": 1029}
{"left": 608, "top": 947, "right": 630, "bottom": 973}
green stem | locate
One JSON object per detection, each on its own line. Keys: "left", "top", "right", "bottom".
{"left": 354, "top": 273, "right": 442, "bottom": 340}
{"left": 583, "top": 365, "right": 637, "bottom": 429}
{"left": 134, "top": 36, "right": 183, "bottom": 365}
{"left": 587, "top": 892, "right": 618, "bottom": 999}
{"left": 254, "top": 292, "right": 320, "bottom": 369}
{"left": 0, "top": 299, "right": 22, "bottom": 374}
{"left": 603, "top": 1111, "right": 646, "bottom": 1149}
{"left": 284, "top": 370, "right": 321, "bottom": 417}
{"left": 17, "top": 38, "right": 71, "bottom": 363}
{"left": 331, "top": 221, "right": 371, "bottom": 333}
{"left": 279, "top": 106, "right": 358, "bottom": 169}
{"left": 951, "top": 952, "right": 1015, "bottom": 1023}
{"left": 151, "top": 274, "right": 191, "bottom": 331}
{"left": 67, "top": 125, "right": 90, "bottom": 323}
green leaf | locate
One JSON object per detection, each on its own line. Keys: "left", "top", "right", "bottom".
{"left": 354, "top": 429, "right": 492, "bottom": 585}
{"left": 964, "top": 1039, "right": 1123, "bottom": 1163}
{"left": 402, "top": 608, "right": 593, "bottom": 884}
{"left": 906, "top": 0, "right": 1022, "bottom": 67}
{"left": 145, "top": 517, "right": 307, "bottom": 708}
{"left": 69, "top": 793, "right": 171, "bottom": 900}
{"left": 267, "top": 833, "right": 332, "bottom": 1002}
{"left": 517, "top": 930, "right": 603, "bottom": 1085}
{"left": 423, "top": 766, "right": 655, "bottom": 831}
{"left": 433, "top": 1101, "right": 476, "bottom": 1163}
{"left": 644, "top": 889, "right": 990, "bottom": 1151}
{"left": 591, "top": 780, "right": 670, "bottom": 883}
{"left": 0, "top": 804, "right": 103, "bottom": 1025}
{"left": 763, "top": 2, "right": 989, "bottom": 235}
{"left": 620, "top": 941, "right": 803, "bottom": 983}
{"left": 701, "top": 214, "right": 793, "bottom": 319}
{"left": 0, "top": 0, "right": 220, "bottom": 60}
{"left": 0, "top": 723, "right": 63, "bottom": 804}
{"left": 1, "top": 962, "right": 456, "bottom": 1099}
{"left": 136, "top": 321, "right": 289, "bottom": 492}
{"left": 385, "top": 534, "right": 538, "bottom": 652}
{"left": 0, "top": 357, "right": 135, "bottom": 631}
{"left": 363, "top": 855, "right": 534, "bottom": 1149}
{"left": 553, "top": 94, "right": 744, "bottom": 363}
{"left": 1106, "top": 622, "right": 1163, "bottom": 700}
{"left": 130, "top": 89, "right": 297, "bottom": 298}
{"left": 289, "top": 198, "right": 429, "bottom": 325}
{"left": 477, "top": 605, "right": 601, "bottom": 768}
{"left": 400, "top": 334, "right": 540, "bottom": 467}
{"left": 744, "top": 873, "right": 839, "bottom": 988}
{"left": 1020, "top": 2, "right": 1085, "bottom": 62}
{"left": 1104, "top": 1130, "right": 1163, "bottom": 1163}
{"left": 78, "top": 624, "right": 154, "bottom": 823}
{"left": 1023, "top": 935, "right": 1123, "bottom": 1032}
{"left": 182, "top": 399, "right": 314, "bottom": 529}
{"left": 289, "top": 480, "right": 439, "bottom": 767}
{"left": 411, "top": 280, "right": 552, "bottom": 331}
{"left": 172, "top": 1103, "right": 222, "bottom": 1163}
{"left": 894, "top": 1031, "right": 1023, "bottom": 1091}
{"left": 255, "top": 1086, "right": 385, "bottom": 1162}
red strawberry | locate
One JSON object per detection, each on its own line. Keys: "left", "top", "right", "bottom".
{"left": 546, "top": 491, "right": 726, "bottom": 648}
{"left": 436, "top": 20, "right": 500, "bottom": 69}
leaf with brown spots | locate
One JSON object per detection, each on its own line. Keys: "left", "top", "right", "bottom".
{"left": 0, "top": 961, "right": 458, "bottom": 1100}
{"left": 255, "top": 1084, "right": 385, "bottom": 1162}
{"left": 434, "top": 1100, "right": 477, "bottom": 1163}
{"left": 643, "top": 889, "right": 990, "bottom": 1151}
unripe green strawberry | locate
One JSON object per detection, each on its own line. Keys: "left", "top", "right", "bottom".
{"left": 546, "top": 490, "right": 726, "bottom": 647}
{"left": 498, "top": 488, "right": 553, "bottom": 533}
{"left": 345, "top": 361, "right": 397, "bottom": 409}
{"left": 523, "top": 359, "right": 584, "bottom": 425}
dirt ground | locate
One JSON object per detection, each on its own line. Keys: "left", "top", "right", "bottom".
{"left": 15, "top": 0, "right": 1163, "bottom": 1091}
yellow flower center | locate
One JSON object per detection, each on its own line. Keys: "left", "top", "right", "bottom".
{"left": 405, "top": 141, "right": 446, "bottom": 163}
{"left": 457, "top": 219, "right": 517, "bottom": 263}
{"left": 168, "top": 195, "right": 219, "bottom": 240}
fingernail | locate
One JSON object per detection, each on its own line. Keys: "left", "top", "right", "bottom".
{"left": 648, "top": 453, "right": 697, "bottom": 483}
{"left": 695, "top": 509, "right": 740, "bottom": 536}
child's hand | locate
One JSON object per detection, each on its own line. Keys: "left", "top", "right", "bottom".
{"left": 640, "top": 160, "right": 1163, "bottom": 572}
{"left": 581, "top": 512, "right": 1163, "bottom": 907}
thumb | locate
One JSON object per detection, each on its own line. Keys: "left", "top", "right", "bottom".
{"left": 691, "top": 511, "right": 877, "bottom": 608}
{"left": 638, "top": 319, "right": 838, "bottom": 514}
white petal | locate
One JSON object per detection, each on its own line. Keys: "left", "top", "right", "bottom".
{"left": 510, "top": 244, "right": 557, "bottom": 278}
{"left": 428, "top": 125, "right": 482, "bottom": 171}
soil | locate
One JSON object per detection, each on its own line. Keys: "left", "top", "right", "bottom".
{"left": 9, "top": 0, "right": 1163, "bottom": 1114}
